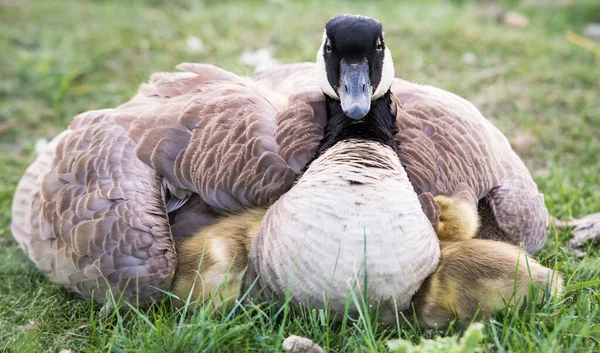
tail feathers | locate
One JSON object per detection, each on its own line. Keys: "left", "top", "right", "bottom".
{"left": 11, "top": 131, "right": 68, "bottom": 256}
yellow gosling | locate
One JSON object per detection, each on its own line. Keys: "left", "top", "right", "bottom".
{"left": 411, "top": 239, "right": 563, "bottom": 328}
{"left": 434, "top": 195, "right": 480, "bottom": 241}
{"left": 171, "top": 208, "right": 267, "bottom": 309}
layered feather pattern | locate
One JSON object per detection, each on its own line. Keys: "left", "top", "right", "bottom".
{"left": 13, "top": 110, "right": 176, "bottom": 303}
{"left": 257, "top": 64, "right": 549, "bottom": 253}
{"left": 12, "top": 62, "right": 548, "bottom": 303}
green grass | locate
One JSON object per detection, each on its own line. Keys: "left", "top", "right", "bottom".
{"left": 1, "top": 0, "right": 599, "bottom": 352}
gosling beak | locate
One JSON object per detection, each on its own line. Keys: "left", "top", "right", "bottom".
{"left": 338, "top": 60, "right": 372, "bottom": 120}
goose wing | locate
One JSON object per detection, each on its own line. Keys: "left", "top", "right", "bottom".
{"left": 11, "top": 110, "right": 176, "bottom": 303}
{"left": 391, "top": 80, "right": 548, "bottom": 253}
{"left": 120, "top": 63, "right": 326, "bottom": 212}
{"left": 11, "top": 63, "right": 326, "bottom": 303}
{"left": 255, "top": 63, "right": 548, "bottom": 253}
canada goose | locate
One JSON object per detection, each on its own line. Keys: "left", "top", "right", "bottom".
{"left": 11, "top": 15, "right": 549, "bottom": 308}
{"left": 239, "top": 16, "right": 440, "bottom": 321}
{"left": 172, "top": 15, "right": 440, "bottom": 317}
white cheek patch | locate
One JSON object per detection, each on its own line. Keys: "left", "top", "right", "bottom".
{"left": 373, "top": 47, "right": 394, "bottom": 100}
{"left": 316, "top": 30, "right": 339, "bottom": 99}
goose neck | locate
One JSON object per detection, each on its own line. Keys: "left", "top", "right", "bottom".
{"left": 317, "top": 91, "right": 397, "bottom": 156}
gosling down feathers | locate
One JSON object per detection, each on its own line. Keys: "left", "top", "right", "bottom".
{"left": 12, "top": 15, "right": 549, "bottom": 308}
{"left": 173, "top": 199, "right": 561, "bottom": 327}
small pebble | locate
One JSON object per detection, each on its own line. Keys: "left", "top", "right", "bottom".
{"left": 185, "top": 36, "right": 205, "bottom": 54}
{"left": 462, "top": 52, "right": 477, "bottom": 65}
{"left": 282, "top": 335, "right": 326, "bottom": 353}
{"left": 499, "top": 11, "right": 529, "bottom": 29}
{"left": 583, "top": 23, "right": 600, "bottom": 41}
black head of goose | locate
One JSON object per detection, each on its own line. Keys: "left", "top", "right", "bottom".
{"left": 241, "top": 15, "right": 440, "bottom": 323}
{"left": 316, "top": 14, "right": 397, "bottom": 153}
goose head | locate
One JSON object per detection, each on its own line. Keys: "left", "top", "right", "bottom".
{"left": 316, "top": 14, "right": 395, "bottom": 120}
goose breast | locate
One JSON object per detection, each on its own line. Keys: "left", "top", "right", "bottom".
{"left": 243, "top": 140, "right": 440, "bottom": 321}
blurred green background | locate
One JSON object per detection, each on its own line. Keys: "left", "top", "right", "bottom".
{"left": 1, "top": 0, "right": 599, "bottom": 352}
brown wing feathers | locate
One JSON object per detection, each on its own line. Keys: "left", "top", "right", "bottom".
{"left": 14, "top": 109, "right": 177, "bottom": 303}
{"left": 11, "top": 61, "right": 549, "bottom": 306}
{"left": 125, "top": 67, "right": 324, "bottom": 211}
{"left": 389, "top": 79, "right": 548, "bottom": 253}
{"left": 11, "top": 63, "right": 326, "bottom": 304}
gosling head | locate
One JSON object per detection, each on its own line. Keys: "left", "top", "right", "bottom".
{"left": 316, "top": 15, "right": 395, "bottom": 120}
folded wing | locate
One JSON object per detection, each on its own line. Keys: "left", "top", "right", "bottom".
{"left": 256, "top": 63, "right": 549, "bottom": 253}
{"left": 11, "top": 63, "right": 326, "bottom": 303}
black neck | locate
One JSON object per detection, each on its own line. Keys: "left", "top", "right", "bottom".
{"left": 315, "top": 91, "right": 398, "bottom": 156}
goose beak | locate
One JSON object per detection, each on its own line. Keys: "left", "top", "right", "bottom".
{"left": 339, "top": 60, "right": 372, "bottom": 120}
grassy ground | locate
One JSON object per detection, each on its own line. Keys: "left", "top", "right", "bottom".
{"left": 1, "top": 0, "right": 599, "bottom": 352}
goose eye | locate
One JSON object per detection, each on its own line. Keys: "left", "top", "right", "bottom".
{"left": 376, "top": 38, "right": 383, "bottom": 51}
{"left": 325, "top": 39, "right": 332, "bottom": 53}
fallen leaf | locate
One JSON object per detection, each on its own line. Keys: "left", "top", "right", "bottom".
{"left": 387, "top": 323, "right": 485, "bottom": 352}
